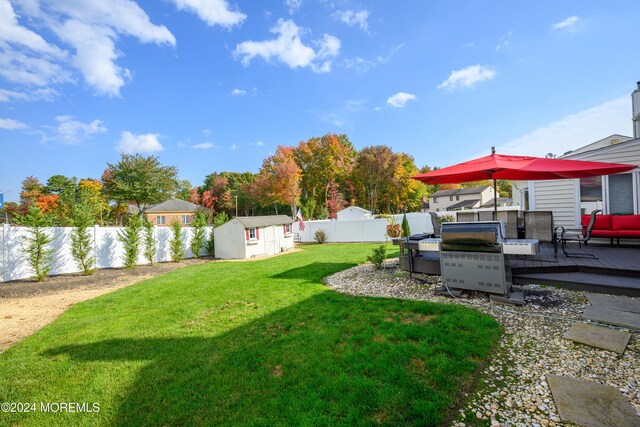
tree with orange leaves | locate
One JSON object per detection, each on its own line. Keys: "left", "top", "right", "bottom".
{"left": 35, "top": 194, "right": 60, "bottom": 214}
{"left": 256, "top": 145, "right": 301, "bottom": 216}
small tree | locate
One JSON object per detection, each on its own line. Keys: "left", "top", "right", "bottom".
{"left": 169, "top": 219, "right": 185, "bottom": 262}
{"left": 367, "top": 245, "right": 387, "bottom": 270}
{"left": 190, "top": 212, "right": 207, "bottom": 259}
{"left": 118, "top": 214, "right": 142, "bottom": 268}
{"left": 70, "top": 204, "right": 95, "bottom": 275}
{"left": 142, "top": 219, "right": 156, "bottom": 265}
{"left": 16, "top": 205, "right": 55, "bottom": 281}
{"left": 314, "top": 229, "right": 327, "bottom": 244}
{"left": 401, "top": 213, "right": 411, "bottom": 237}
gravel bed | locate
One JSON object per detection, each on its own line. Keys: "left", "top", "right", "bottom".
{"left": 324, "top": 259, "right": 640, "bottom": 427}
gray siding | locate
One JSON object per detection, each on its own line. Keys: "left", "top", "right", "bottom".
{"left": 533, "top": 179, "right": 576, "bottom": 227}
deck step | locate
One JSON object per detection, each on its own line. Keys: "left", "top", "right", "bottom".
{"left": 513, "top": 272, "right": 640, "bottom": 297}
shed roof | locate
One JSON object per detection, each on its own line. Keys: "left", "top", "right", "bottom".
{"left": 337, "top": 206, "right": 371, "bottom": 214}
{"left": 236, "top": 215, "right": 293, "bottom": 228}
{"left": 430, "top": 186, "right": 491, "bottom": 198}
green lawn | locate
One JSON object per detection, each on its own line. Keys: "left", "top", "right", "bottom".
{"left": 0, "top": 244, "right": 501, "bottom": 426}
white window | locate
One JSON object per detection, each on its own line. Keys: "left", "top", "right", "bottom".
{"left": 449, "top": 196, "right": 453, "bottom": 201}
{"left": 456, "top": 195, "right": 460, "bottom": 201}
{"left": 579, "top": 176, "right": 603, "bottom": 215}
{"left": 284, "top": 224, "right": 291, "bottom": 234}
{"left": 433, "top": 197, "right": 438, "bottom": 203}
{"left": 157, "top": 215, "right": 166, "bottom": 225}
{"left": 249, "top": 228, "right": 257, "bottom": 239}
{"left": 608, "top": 174, "right": 634, "bottom": 214}
{"left": 182, "top": 215, "right": 190, "bottom": 224}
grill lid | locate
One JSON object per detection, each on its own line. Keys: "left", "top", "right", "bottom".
{"left": 441, "top": 221, "right": 505, "bottom": 244}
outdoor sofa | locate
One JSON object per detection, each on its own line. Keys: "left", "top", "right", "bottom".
{"left": 581, "top": 213, "right": 640, "bottom": 244}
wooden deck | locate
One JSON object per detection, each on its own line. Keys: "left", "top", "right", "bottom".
{"left": 400, "top": 242, "right": 640, "bottom": 296}
{"left": 509, "top": 243, "right": 640, "bottom": 296}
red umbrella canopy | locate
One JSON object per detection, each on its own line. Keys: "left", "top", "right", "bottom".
{"left": 413, "top": 152, "right": 636, "bottom": 184}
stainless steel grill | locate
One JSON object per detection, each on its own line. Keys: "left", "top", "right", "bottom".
{"left": 439, "top": 221, "right": 511, "bottom": 294}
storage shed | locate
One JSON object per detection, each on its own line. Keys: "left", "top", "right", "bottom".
{"left": 336, "top": 206, "right": 372, "bottom": 221}
{"left": 213, "top": 215, "right": 294, "bottom": 259}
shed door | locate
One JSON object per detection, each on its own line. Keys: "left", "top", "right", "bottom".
{"left": 263, "top": 225, "right": 278, "bottom": 256}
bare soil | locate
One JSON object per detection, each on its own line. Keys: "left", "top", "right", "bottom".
{"left": 0, "top": 258, "right": 213, "bottom": 352}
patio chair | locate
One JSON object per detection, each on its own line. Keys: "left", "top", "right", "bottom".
{"left": 429, "top": 212, "right": 441, "bottom": 238}
{"left": 497, "top": 211, "right": 519, "bottom": 239}
{"left": 456, "top": 211, "right": 477, "bottom": 222}
{"left": 524, "top": 211, "right": 554, "bottom": 243}
{"left": 554, "top": 210, "right": 600, "bottom": 258}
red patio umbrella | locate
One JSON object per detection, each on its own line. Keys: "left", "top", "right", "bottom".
{"left": 413, "top": 147, "right": 636, "bottom": 213}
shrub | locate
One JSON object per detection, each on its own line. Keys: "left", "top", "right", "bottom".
{"left": 367, "top": 245, "right": 387, "bottom": 270}
{"left": 169, "top": 219, "right": 185, "bottom": 262}
{"left": 118, "top": 214, "right": 143, "bottom": 269}
{"left": 401, "top": 213, "right": 411, "bottom": 237}
{"left": 16, "top": 205, "right": 55, "bottom": 281}
{"left": 190, "top": 212, "right": 206, "bottom": 259}
{"left": 142, "top": 219, "right": 156, "bottom": 265}
{"left": 314, "top": 229, "right": 327, "bottom": 244}
{"left": 70, "top": 204, "right": 95, "bottom": 275}
{"left": 438, "top": 214, "right": 456, "bottom": 224}
{"left": 205, "top": 228, "right": 215, "bottom": 257}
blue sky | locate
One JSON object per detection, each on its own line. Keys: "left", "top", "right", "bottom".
{"left": 1, "top": 0, "right": 639, "bottom": 202}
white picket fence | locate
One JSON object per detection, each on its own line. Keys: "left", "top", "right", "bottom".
{"left": 0, "top": 224, "right": 213, "bottom": 282}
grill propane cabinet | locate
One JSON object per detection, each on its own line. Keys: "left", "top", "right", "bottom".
{"left": 438, "top": 221, "right": 536, "bottom": 304}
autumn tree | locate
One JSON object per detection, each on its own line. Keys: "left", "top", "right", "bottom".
{"left": 295, "top": 133, "right": 356, "bottom": 217}
{"left": 19, "top": 176, "right": 44, "bottom": 213}
{"left": 102, "top": 154, "right": 179, "bottom": 213}
{"left": 255, "top": 146, "right": 301, "bottom": 216}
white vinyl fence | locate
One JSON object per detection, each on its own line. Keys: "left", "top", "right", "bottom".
{"left": 294, "top": 207, "right": 522, "bottom": 243}
{"left": 0, "top": 224, "right": 213, "bottom": 282}
{"left": 294, "top": 212, "right": 435, "bottom": 243}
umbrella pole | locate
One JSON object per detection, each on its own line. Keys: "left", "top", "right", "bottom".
{"left": 493, "top": 178, "right": 497, "bottom": 218}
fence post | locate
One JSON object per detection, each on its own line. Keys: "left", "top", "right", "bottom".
{"left": 1, "top": 224, "right": 7, "bottom": 282}
{"left": 93, "top": 224, "right": 99, "bottom": 268}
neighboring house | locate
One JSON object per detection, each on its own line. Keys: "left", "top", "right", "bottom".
{"left": 213, "top": 215, "right": 294, "bottom": 259}
{"left": 130, "top": 198, "right": 207, "bottom": 226}
{"left": 480, "top": 197, "right": 512, "bottom": 209}
{"left": 336, "top": 206, "right": 372, "bottom": 221}
{"left": 525, "top": 82, "right": 640, "bottom": 228}
{"left": 427, "top": 186, "right": 495, "bottom": 212}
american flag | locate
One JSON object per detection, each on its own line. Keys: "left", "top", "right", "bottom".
{"left": 296, "top": 208, "right": 305, "bottom": 231}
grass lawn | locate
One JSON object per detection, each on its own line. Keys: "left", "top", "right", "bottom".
{"left": 0, "top": 244, "right": 501, "bottom": 426}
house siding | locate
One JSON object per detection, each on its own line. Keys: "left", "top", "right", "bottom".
{"left": 531, "top": 139, "right": 640, "bottom": 228}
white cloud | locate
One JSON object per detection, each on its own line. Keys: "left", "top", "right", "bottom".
{"left": 495, "top": 31, "right": 512, "bottom": 52}
{"left": 44, "top": 115, "right": 107, "bottom": 144}
{"left": 285, "top": 0, "right": 302, "bottom": 14}
{"left": 0, "top": 0, "right": 64, "bottom": 56}
{"left": 0, "top": 118, "right": 28, "bottom": 130}
{"left": 201, "top": 129, "right": 212, "bottom": 137}
{"left": 437, "top": 64, "right": 496, "bottom": 92}
{"left": 234, "top": 19, "right": 340, "bottom": 73}
{"left": 256, "top": 140, "right": 265, "bottom": 146}
{"left": 230, "top": 143, "right": 238, "bottom": 150}
{"left": 1, "top": 0, "right": 176, "bottom": 97}
{"left": 386, "top": 92, "right": 416, "bottom": 108}
{"left": 231, "top": 88, "right": 247, "bottom": 96}
{"left": 116, "top": 131, "right": 163, "bottom": 153}
{"left": 344, "top": 56, "right": 375, "bottom": 73}
{"left": 552, "top": 16, "right": 579, "bottom": 32}
{"left": 495, "top": 97, "right": 632, "bottom": 157}
{"left": 0, "top": 88, "right": 58, "bottom": 102}
{"left": 332, "top": 9, "right": 369, "bottom": 32}
{"left": 169, "top": 0, "right": 245, "bottom": 28}
{"left": 192, "top": 142, "right": 214, "bottom": 149}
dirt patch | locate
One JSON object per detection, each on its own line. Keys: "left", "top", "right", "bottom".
{"left": 0, "top": 258, "right": 213, "bottom": 352}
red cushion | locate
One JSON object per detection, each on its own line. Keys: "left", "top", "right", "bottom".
{"left": 590, "top": 230, "right": 617, "bottom": 238}
{"left": 611, "top": 215, "right": 640, "bottom": 231}
{"left": 615, "top": 230, "right": 640, "bottom": 237}
{"left": 582, "top": 214, "right": 611, "bottom": 230}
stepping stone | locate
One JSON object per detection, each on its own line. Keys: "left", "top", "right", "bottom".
{"left": 562, "top": 323, "right": 631, "bottom": 354}
{"left": 547, "top": 375, "right": 640, "bottom": 427}
{"left": 587, "top": 294, "right": 640, "bottom": 314}
{"left": 583, "top": 305, "right": 640, "bottom": 330}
